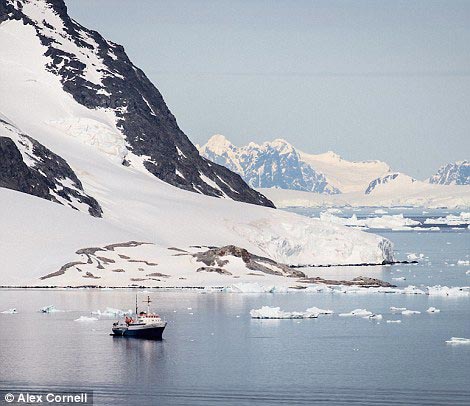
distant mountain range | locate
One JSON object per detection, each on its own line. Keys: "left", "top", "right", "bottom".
{"left": 429, "top": 161, "right": 470, "bottom": 186}
{"left": 199, "top": 135, "right": 470, "bottom": 196}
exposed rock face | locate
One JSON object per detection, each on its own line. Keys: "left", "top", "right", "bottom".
{"left": 193, "top": 245, "right": 306, "bottom": 278}
{"left": 429, "top": 161, "right": 470, "bottom": 185}
{"left": 0, "top": 0, "right": 273, "bottom": 208}
{"left": 199, "top": 135, "right": 339, "bottom": 194}
{"left": 0, "top": 118, "right": 102, "bottom": 217}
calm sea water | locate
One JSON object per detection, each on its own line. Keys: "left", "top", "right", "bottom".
{"left": 1, "top": 209, "right": 469, "bottom": 405}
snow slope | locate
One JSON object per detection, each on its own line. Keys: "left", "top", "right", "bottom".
{"left": 0, "top": 14, "right": 394, "bottom": 285}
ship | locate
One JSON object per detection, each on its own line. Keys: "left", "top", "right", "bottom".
{"left": 111, "top": 296, "right": 167, "bottom": 340}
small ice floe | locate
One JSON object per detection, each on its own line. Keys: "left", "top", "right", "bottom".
{"left": 402, "top": 310, "right": 421, "bottom": 315}
{"left": 305, "top": 306, "right": 334, "bottom": 315}
{"left": 445, "top": 337, "right": 470, "bottom": 345}
{"left": 386, "top": 320, "right": 402, "bottom": 324}
{"left": 39, "top": 305, "right": 63, "bottom": 313}
{"left": 427, "top": 285, "right": 470, "bottom": 297}
{"left": 250, "top": 306, "right": 319, "bottom": 319}
{"left": 74, "top": 316, "right": 98, "bottom": 322}
{"left": 466, "top": 270, "right": 470, "bottom": 275}
{"left": 365, "top": 314, "right": 383, "bottom": 320}
{"left": 392, "top": 277, "right": 406, "bottom": 281}
{"left": 426, "top": 307, "right": 440, "bottom": 313}
{"left": 407, "top": 253, "right": 424, "bottom": 261}
{"left": 457, "top": 260, "right": 470, "bottom": 266}
{"left": 390, "top": 306, "right": 407, "bottom": 312}
{"left": 403, "top": 285, "right": 426, "bottom": 295}
{"left": 1, "top": 308, "right": 17, "bottom": 314}
{"left": 91, "top": 307, "right": 132, "bottom": 317}
{"left": 339, "top": 309, "right": 373, "bottom": 317}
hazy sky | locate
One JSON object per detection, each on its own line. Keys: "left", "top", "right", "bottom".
{"left": 66, "top": 0, "right": 470, "bottom": 178}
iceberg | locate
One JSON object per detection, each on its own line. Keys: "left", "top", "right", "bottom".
{"left": 445, "top": 337, "right": 470, "bottom": 345}
{"left": 339, "top": 309, "right": 373, "bottom": 317}
{"left": 427, "top": 285, "right": 470, "bottom": 297}
{"left": 424, "top": 212, "right": 470, "bottom": 226}
{"left": 250, "top": 306, "right": 319, "bottom": 319}
{"left": 365, "top": 314, "right": 383, "bottom": 320}
{"left": 426, "top": 307, "right": 440, "bottom": 313}
{"left": 91, "top": 307, "right": 132, "bottom": 317}
{"left": 402, "top": 310, "right": 421, "bottom": 315}
{"left": 320, "top": 212, "right": 419, "bottom": 230}
{"left": 390, "top": 306, "right": 407, "bottom": 312}
{"left": 386, "top": 320, "right": 402, "bottom": 323}
{"left": 305, "top": 306, "right": 334, "bottom": 315}
{"left": 457, "top": 260, "right": 470, "bottom": 266}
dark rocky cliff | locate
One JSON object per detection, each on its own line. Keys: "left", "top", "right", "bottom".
{"left": 0, "top": 0, "right": 274, "bottom": 208}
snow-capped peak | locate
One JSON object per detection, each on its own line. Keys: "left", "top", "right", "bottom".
{"left": 203, "top": 134, "right": 235, "bottom": 154}
{"left": 429, "top": 160, "right": 470, "bottom": 185}
{"left": 199, "top": 135, "right": 339, "bottom": 194}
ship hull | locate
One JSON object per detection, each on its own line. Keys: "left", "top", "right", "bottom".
{"left": 112, "top": 325, "right": 166, "bottom": 340}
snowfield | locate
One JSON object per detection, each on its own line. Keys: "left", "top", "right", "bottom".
{"left": 0, "top": 10, "right": 394, "bottom": 287}
{"left": 260, "top": 183, "right": 470, "bottom": 209}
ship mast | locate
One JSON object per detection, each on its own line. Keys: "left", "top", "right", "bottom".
{"left": 144, "top": 296, "right": 151, "bottom": 314}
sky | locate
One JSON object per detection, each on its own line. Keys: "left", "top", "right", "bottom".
{"left": 66, "top": 0, "right": 470, "bottom": 179}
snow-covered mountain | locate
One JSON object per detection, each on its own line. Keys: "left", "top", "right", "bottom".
{"left": 298, "top": 150, "right": 391, "bottom": 194}
{"left": 199, "top": 135, "right": 340, "bottom": 194}
{"left": 364, "top": 173, "right": 417, "bottom": 195}
{"left": 0, "top": 115, "right": 102, "bottom": 216}
{"left": 199, "top": 135, "right": 392, "bottom": 194}
{"left": 429, "top": 161, "right": 470, "bottom": 185}
{"left": 0, "top": 0, "right": 272, "bottom": 208}
{"left": 200, "top": 135, "right": 470, "bottom": 209}
{"left": 0, "top": 0, "right": 394, "bottom": 286}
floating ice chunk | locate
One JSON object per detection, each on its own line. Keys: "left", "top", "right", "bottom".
{"left": 392, "top": 277, "right": 406, "bottom": 281}
{"left": 250, "top": 306, "right": 319, "bottom": 319}
{"left": 39, "top": 305, "right": 63, "bottom": 313}
{"left": 365, "top": 314, "right": 383, "bottom": 320}
{"left": 445, "top": 337, "right": 470, "bottom": 345}
{"left": 466, "top": 270, "right": 470, "bottom": 275}
{"left": 74, "top": 316, "right": 98, "bottom": 322}
{"left": 339, "top": 309, "right": 373, "bottom": 317}
{"left": 407, "top": 253, "right": 424, "bottom": 261}
{"left": 402, "top": 310, "right": 421, "bottom": 315}
{"left": 305, "top": 306, "right": 334, "bottom": 315}
{"left": 386, "top": 320, "right": 402, "bottom": 323}
{"left": 457, "top": 260, "right": 470, "bottom": 266}
{"left": 426, "top": 307, "right": 440, "bottom": 313}
{"left": 390, "top": 306, "right": 407, "bottom": 312}
{"left": 403, "top": 285, "right": 426, "bottom": 295}
{"left": 91, "top": 307, "right": 132, "bottom": 317}
{"left": 1, "top": 308, "right": 17, "bottom": 314}
{"left": 427, "top": 285, "right": 470, "bottom": 297}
